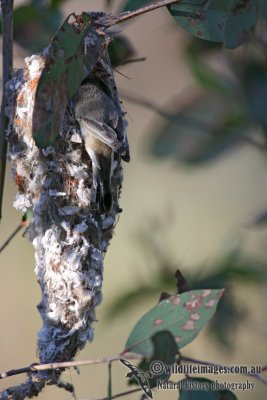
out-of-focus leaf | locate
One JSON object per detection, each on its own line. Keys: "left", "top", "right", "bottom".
{"left": 105, "top": 0, "right": 116, "bottom": 7}
{"left": 124, "top": 289, "right": 224, "bottom": 357}
{"left": 167, "top": 0, "right": 262, "bottom": 48}
{"left": 122, "top": 0, "right": 151, "bottom": 12}
{"left": 224, "top": 0, "right": 263, "bottom": 48}
{"left": 251, "top": 209, "right": 267, "bottom": 226}
{"left": 33, "top": 12, "right": 105, "bottom": 148}
{"left": 149, "top": 96, "right": 247, "bottom": 165}
{"left": 179, "top": 378, "right": 238, "bottom": 399}
{"left": 209, "top": 291, "right": 246, "bottom": 348}
{"left": 263, "top": 0, "right": 267, "bottom": 19}
{"left": 0, "top": 3, "right": 63, "bottom": 52}
{"left": 108, "top": 36, "right": 135, "bottom": 67}
{"left": 106, "top": 267, "right": 176, "bottom": 319}
{"left": 240, "top": 61, "right": 267, "bottom": 135}
{"left": 50, "top": 0, "right": 68, "bottom": 9}
{"left": 186, "top": 45, "right": 234, "bottom": 95}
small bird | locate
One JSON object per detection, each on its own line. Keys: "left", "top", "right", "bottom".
{"left": 73, "top": 77, "right": 129, "bottom": 212}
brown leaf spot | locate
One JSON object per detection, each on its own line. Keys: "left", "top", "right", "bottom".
{"left": 204, "top": 299, "right": 216, "bottom": 308}
{"left": 196, "top": 30, "right": 203, "bottom": 37}
{"left": 231, "top": 0, "right": 250, "bottom": 15}
{"left": 154, "top": 318, "right": 163, "bottom": 326}
{"left": 182, "top": 320, "right": 195, "bottom": 331}
{"left": 190, "top": 312, "right": 200, "bottom": 321}
{"left": 171, "top": 296, "right": 180, "bottom": 305}
{"left": 202, "top": 289, "right": 212, "bottom": 298}
{"left": 185, "top": 298, "right": 201, "bottom": 312}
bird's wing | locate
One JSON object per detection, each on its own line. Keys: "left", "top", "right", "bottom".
{"left": 78, "top": 117, "right": 122, "bottom": 151}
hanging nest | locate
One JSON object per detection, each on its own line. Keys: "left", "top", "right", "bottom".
{"left": 2, "top": 12, "right": 129, "bottom": 399}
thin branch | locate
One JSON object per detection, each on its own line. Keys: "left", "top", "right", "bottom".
{"left": 0, "top": 215, "right": 29, "bottom": 254}
{"left": 0, "top": 224, "right": 23, "bottom": 253}
{"left": 0, "top": 0, "right": 14, "bottom": 221}
{"left": 1, "top": 353, "right": 267, "bottom": 388}
{"left": 121, "top": 91, "right": 173, "bottom": 119}
{"left": 105, "top": 0, "right": 180, "bottom": 26}
{"left": 122, "top": 91, "right": 267, "bottom": 151}
{"left": 0, "top": 354, "right": 141, "bottom": 380}
{"left": 117, "top": 57, "right": 146, "bottom": 66}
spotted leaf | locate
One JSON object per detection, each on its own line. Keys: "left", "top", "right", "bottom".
{"left": 124, "top": 289, "right": 224, "bottom": 357}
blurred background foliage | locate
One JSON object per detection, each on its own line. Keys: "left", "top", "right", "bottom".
{"left": 1, "top": 0, "right": 267, "bottom": 399}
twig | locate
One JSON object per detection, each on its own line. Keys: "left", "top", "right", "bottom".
{"left": 0, "top": 215, "right": 28, "bottom": 254}
{"left": 0, "top": 224, "right": 23, "bottom": 253}
{"left": 122, "top": 91, "right": 267, "bottom": 151}
{"left": 1, "top": 353, "right": 266, "bottom": 388}
{"left": 121, "top": 91, "right": 174, "bottom": 119}
{"left": 0, "top": 354, "right": 141, "bottom": 380}
{"left": 0, "top": 0, "right": 14, "bottom": 221}
{"left": 118, "top": 57, "right": 146, "bottom": 66}
{"left": 106, "top": 0, "right": 180, "bottom": 26}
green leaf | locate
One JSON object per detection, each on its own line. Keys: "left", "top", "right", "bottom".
{"left": 224, "top": 0, "right": 263, "bottom": 48}
{"left": 130, "top": 331, "right": 177, "bottom": 388}
{"left": 167, "top": 1, "right": 230, "bottom": 44}
{"left": 185, "top": 41, "right": 234, "bottom": 95}
{"left": 122, "top": 0, "right": 152, "bottom": 12}
{"left": 0, "top": 4, "right": 63, "bottom": 53}
{"left": 149, "top": 97, "right": 247, "bottom": 165}
{"left": 32, "top": 12, "right": 105, "bottom": 148}
{"left": 124, "top": 289, "right": 224, "bottom": 357}
{"left": 263, "top": 0, "right": 267, "bottom": 19}
{"left": 240, "top": 61, "right": 267, "bottom": 134}
{"left": 187, "top": 56, "right": 230, "bottom": 94}
{"left": 108, "top": 36, "right": 135, "bottom": 67}
{"left": 179, "top": 378, "right": 238, "bottom": 399}
{"left": 167, "top": 0, "right": 262, "bottom": 48}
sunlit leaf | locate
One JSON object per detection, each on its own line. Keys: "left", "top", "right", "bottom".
{"left": 179, "top": 378, "right": 238, "bottom": 399}
{"left": 124, "top": 289, "right": 224, "bottom": 357}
